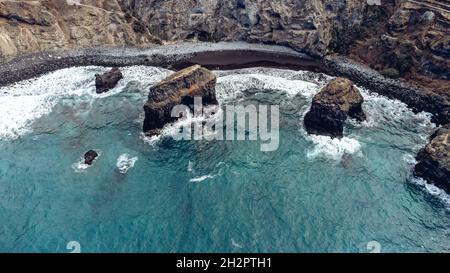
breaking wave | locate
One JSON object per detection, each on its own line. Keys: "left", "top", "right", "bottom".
{"left": 116, "top": 154, "right": 138, "bottom": 174}
{"left": 0, "top": 66, "right": 172, "bottom": 141}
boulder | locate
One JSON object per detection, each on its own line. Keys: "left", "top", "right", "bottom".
{"left": 84, "top": 150, "right": 99, "bottom": 165}
{"left": 95, "top": 68, "right": 123, "bottom": 94}
{"left": 143, "top": 65, "right": 217, "bottom": 135}
{"left": 304, "top": 77, "right": 366, "bottom": 138}
{"left": 415, "top": 124, "right": 450, "bottom": 193}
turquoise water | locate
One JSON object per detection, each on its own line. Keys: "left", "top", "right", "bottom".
{"left": 0, "top": 66, "right": 449, "bottom": 253}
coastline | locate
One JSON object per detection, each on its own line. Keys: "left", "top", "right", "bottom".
{"left": 0, "top": 42, "right": 316, "bottom": 86}
{"left": 1, "top": 41, "right": 448, "bottom": 125}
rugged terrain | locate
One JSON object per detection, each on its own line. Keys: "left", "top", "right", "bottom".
{"left": 0, "top": 0, "right": 160, "bottom": 61}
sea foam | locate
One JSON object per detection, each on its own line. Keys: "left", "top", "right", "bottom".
{"left": 0, "top": 66, "right": 172, "bottom": 141}
{"left": 410, "top": 177, "right": 450, "bottom": 208}
{"left": 189, "top": 175, "right": 215, "bottom": 183}
{"left": 305, "top": 134, "right": 362, "bottom": 161}
{"left": 116, "top": 154, "right": 138, "bottom": 174}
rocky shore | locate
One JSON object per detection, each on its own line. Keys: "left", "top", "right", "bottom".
{"left": 0, "top": 42, "right": 315, "bottom": 86}
{"left": 0, "top": 41, "right": 448, "bottom": 193}
{"left": 1, "top": 41, "right": 447, "bottom": 125}
{"left": 324, "top": 56, "right": 450, "bottom": 126}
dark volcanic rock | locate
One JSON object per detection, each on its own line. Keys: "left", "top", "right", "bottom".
{"left": 415, "top": 124, "right": 450, "bottom": 193}
{"left": 95, "top": 68, "right": 123, "bottom": 94}
{"left": 84, "top": 150, "right": 99, "bottom": 165}
{"left": 143, "top": 65, "right": 217, "bottom": 135}
{"left": 304, "top": 77, "right": 366, "bottom": 138}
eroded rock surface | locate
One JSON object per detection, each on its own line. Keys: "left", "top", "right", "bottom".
{"left": 304, "top": 77, "right": 366, "bottom": 138}
{"left": 415, "top": 124, "right": 450, "bottom": 193}
{"left": 84, "top": 150, "right": 99, "bottom": 165}
{"left": 0, "top": 0, "right": 159, "bottom": 61}
{"left": 348, "top": 0, "right": 450, "bottom": 96}
{"left": 122, "top": 0, "right": 381, "bottom": 58}
{"left": 143, "top": 65, "right": 217, "bottom": 135}
{"left": 95, "top": 67, "right": 123, "bottom": 93}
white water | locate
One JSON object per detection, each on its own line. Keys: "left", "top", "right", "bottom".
{"left": 116, "top": 154, "right": 138, "bottom": 174}
{"left": 0, "top": 66, "right": 171, "bottom": 141}
{"left": 0, "top": 66, "right": 443, "bottom": 205}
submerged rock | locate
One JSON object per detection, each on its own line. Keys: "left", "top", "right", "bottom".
{"left": 415, "top": 124, "right": 450, "bottom": 193}
{"left": 304, "top": 77, "right": 366, "bottom": 138}
{"left": 143, "top": 65, "right": 217, "bottom": 135}
{"left": 84, "top": 150, "right": 99, "bottom": 165}
{"left": 95, "top": 68, "right": 123, "bottom": 94}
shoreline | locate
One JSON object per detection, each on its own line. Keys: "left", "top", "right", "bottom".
{"left": 0, "top": 42, "right": 317, "bottom": 86}
{"left": 0, "top": 41, "right": 448, "bottom": 125}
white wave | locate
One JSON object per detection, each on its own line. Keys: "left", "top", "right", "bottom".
{"left": 215, "top": 67, "right": 332, "bottom": 86}
{"left": 0, "top": 66, "right": 172, "bottom": 141}
{"left": 141, "top": 106, "right": 221, "bottom": 145}
{"left": 410, "top": 177, "right": 450, "bottom": 207}
{"left": 140, "top": 132, "right": 161, "bottom": 147}
{"left": 189, "top": 174, "right": 215, "bottom": 183}
{"left": 0, "top": 67, "right": 95, "bottom": 140}
{"left": 402, "top": 154, "right": 417, "bottom": 165}
{"left": 71, "top": 160, "right": 91, "bottom": 173}
{"left": 116, "top": 154, "right": 138, "bottom": 174}
{"left": 356, "top": 88, "right": 435, "bottom": 131}
{"left": 305, "top": 134, "right": 362, "bottom": 161}
{"left": 216, "top": 73, "right": 319, "bottom": 102}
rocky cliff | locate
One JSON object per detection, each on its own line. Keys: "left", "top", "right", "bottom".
{"left": 348, "top": 0, "right": 450, "bottom": 97}
{"left": 0, "top": 0, "right": 160, "bottom": 61}
{"left": 121, "top": 0, "right": 385, "bottom": 57}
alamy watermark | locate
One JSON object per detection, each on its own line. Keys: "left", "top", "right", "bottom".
{"left": 169, "top": 97, "right": 280, "bottom": 152}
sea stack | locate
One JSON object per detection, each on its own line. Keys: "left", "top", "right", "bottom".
{"left": 415, "top": 124, "right": 450, "bottom": 193}
{"left": 304, "top": 77, "right": 366, "bottom": 138}
{"left": 84, "top": 150, "right": 99, "bottom": 165}
{"left": 95, "top": 68, "right": 123, "bottom": 94}
{"left": 143, "top": 65, "right": 218, "bottom": 136}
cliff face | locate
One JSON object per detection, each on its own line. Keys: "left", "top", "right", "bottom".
{"left": 121, "top": 0, "right": 384, "bottom": 57}
{"left": 0, "top": 0, "right": 159, "bottom": 61}
{"left": 348, "top": 0, "right": 450, "bottom": 96}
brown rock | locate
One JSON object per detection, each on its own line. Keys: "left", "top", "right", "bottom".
{"left": 304, "top": 77, "right": 366, "bottom": 138}
{"left": 95, "top": 68, "right": 123, "bottom": 94}
{"left": 0, "top": 0, "right": 159, "bottom": 61}
{"left": 143, "top": 65, "right": 217, "bottom": 135}
{"left": 121, "top": 0, "right": 378, "bottom": 57}
{"left": 415, "top": 124, "right": 450, "bottom": 193}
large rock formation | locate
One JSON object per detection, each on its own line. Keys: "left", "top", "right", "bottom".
{"left": 143, "top": 65, "right": 217, "bottom": 135}
{"left": 415, "top": 124, "right": 450, "bottom": 193}
{"left": 95, "top": 68, "right": 123, "bottom": 93}
{"left": 0, "top": 0, "right": 159, "bottom": 61}
{"left": 304, "top": 77, "right": 366, "bottom": 138}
